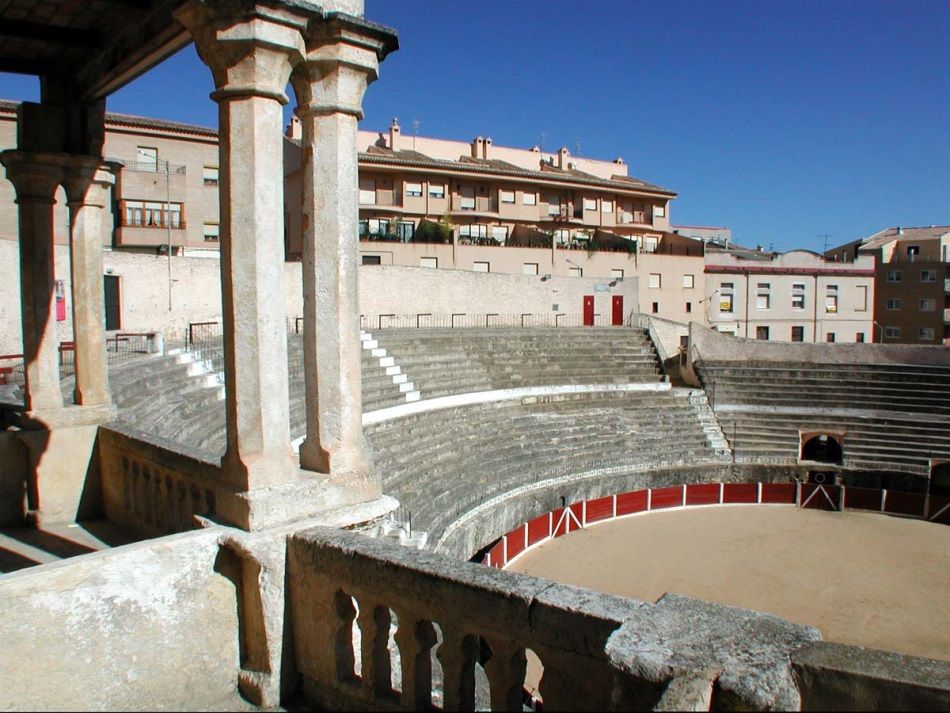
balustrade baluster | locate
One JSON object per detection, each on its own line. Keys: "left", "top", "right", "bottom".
{"left": 437, "top": 629, "right": 479, "bottom": 712}
{"left": 394, "top": 613, "right": 437, "bottom": 710}
{"left": 484, "top": 639, "right": 527, "bottom": 712}
{"left": 357, "top": 603, "right": 393, "bottom": 698}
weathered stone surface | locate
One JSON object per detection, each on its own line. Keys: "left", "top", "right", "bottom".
{"left": 792, "top": 641, "right": 950, "bottom": 712}
{"left": 606, "top": 593, "right": 821, "bottom": 711}
{"left": 0, "top": 528, "right": 244, "bottom": 711}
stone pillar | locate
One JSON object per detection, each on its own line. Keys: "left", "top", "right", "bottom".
{"left": 62, "top": 158, "right": 114, "bottom": 407}
{"left": 0, "top": 152, "right": 64, "bottom": 419}
{"left": 292, "top": 16, "right": 396, "bottom": 493}
{"left": 176, "top": 1, "right": 310, "bottom": 492}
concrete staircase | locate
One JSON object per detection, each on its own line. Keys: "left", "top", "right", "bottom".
{"left": 688, "top": 389, "right": 731, "bottom": 458}
{"left": 360, "top": 331, "right": 420, "bottom": 409}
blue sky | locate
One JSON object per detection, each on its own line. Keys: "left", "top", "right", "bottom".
{"left": 2, "top": 0, "right": 947, "bottom": 252}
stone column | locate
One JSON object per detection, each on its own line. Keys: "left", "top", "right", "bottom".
{"left": 292, "top": 16, "right": 396, "bottom": 492}
{"left": 176, "top": 1, "right": 310, "bottom": 492}
{"left": 0, "top": 152, "right": 64, "bottom": 418}
{"left": 62, "top": 158, "right": 114, "bottom": 407}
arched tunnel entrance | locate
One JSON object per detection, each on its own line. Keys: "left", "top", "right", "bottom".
{"left": 801, "top": 433, "right": 844, "bottom": 465}
{"left": 930, "top": 462, "right": 950, "bottom": 497}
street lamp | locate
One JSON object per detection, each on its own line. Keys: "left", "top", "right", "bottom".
{"left": 158, "top": 158, "right": 173, "bottom": 311}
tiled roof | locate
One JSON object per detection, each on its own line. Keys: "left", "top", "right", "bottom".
{"left": 859, "top": 226, "right": 950, "bottom": 251}
{"left": 0, "top": 99, "right": 216, "bottom": 138}
{"left": 359, "top": 146, "right": 676, "bottom": 197}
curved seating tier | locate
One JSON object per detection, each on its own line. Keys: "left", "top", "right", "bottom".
{"left": 368, "top": 327, "right": 662, "bottom": 401}
{"left": 365, "top": 389, "right": 726, "bottom": 541}
{"left": 698, "top": 359, "right": 950, "bottom": 474}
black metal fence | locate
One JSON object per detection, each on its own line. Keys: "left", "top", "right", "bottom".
{"left": 186, "top": 321, "right": 222, "bottom": 364}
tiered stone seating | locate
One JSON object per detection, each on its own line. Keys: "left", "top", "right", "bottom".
{"left": 365, "top": 389, "right": 725, "bottom": 540}
{"left": 369, "top": 327, "right": 661, "bottom": 401}
{"left": 698, "top": 360, "right": 950, "bottom": 473}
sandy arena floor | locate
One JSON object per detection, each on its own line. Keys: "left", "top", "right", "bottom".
{"left": 507, "top": 506, "right": 950, "bottom": 662}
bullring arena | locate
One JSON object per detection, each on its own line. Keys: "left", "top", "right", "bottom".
{"left": 3, "top": 319, "right": 950, "bottom": 710}
{"left": 1, "top": 1, "right": 949, "bottom": 711}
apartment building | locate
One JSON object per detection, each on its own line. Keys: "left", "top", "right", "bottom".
{"left": 0, "top": 100, "right": 220, "bottom": 255}
{"left": 704, "top": 248, "right": 875, "bottom": 343}
{"left": 828, "top": 226, "right": 950, "bottom": 346}
{"left": 283, "top": 117, "right": 704, "bottom": 325}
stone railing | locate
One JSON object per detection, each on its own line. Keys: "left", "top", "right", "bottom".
{"left": 287, "top": 527, "right": 950, "bottom": 711}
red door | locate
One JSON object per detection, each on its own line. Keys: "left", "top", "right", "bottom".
{"left": 611, "top": 295, "right": 624, "bottom": 326}
{"left": 583, "top": 295, "right": 594, "bottom": 326}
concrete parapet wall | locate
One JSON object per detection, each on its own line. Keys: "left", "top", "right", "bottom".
{"left": 0, "top": 527, "right": 243, "bottom": 711}
{"left": 690, "top": 321, "right": 950, "bottom": 367}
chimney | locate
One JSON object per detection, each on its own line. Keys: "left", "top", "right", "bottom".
{"left": 896, "top": 226, "right": 903, "bottom": 235}
{"left": 389, "top": 117, "right": 401, "bottom": 150}
{"left": 285, "top": 115, "right": 302, "bottom": 140}
{"left": 529, "top": 145, "right": 541, "bottom": 153}
{"left": 483, "top": 137, "right": 492, "bottom": 159}
{"left": 557, "top": 146, "right": 570, "bottom": 169}
{"left": 471, "top": 135, "right": 484, "bottom": 159}
{"left": 613, "top": 156, "right": 624, "bottom": 165}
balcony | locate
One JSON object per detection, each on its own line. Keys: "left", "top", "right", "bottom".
{"left": 944, "top": 307, "right": 950, "bottom": 324}
{"left": 108, "top": 157, "right": 186, "bottom": 174}
{"left": 450, "top": 195, "right": 497, "bottom": 215}
{"left": 360, "top": 190, "right": 403, "bottom": 209}
{"left": 944, "top": 278, "right": 950, "bottom": 293}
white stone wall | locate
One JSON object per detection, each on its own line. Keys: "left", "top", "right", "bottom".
{"left": 0, "top": 243, "right": 640, "bottom": 353}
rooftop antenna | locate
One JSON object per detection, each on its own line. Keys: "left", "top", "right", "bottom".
{"left": 539, "top": 131, "right": 547, "bottom": 155}
{"left": 818, "top": 233, "right": 832, "bottom": 254}
{"left": 411, "top": 118, "right": 421, "bottom": 150}
{"left": 574, "top": 136, "right": 581, "bottom": 156}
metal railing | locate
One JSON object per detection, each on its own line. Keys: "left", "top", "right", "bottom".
{"left": 107, "top": 157, "right": 186, "bottom": 174}
{"left": 352, "top": 312, "right": 620, "bottom": 331}
{"left": 186, "top": 321, "right": 223, "bottom": 365}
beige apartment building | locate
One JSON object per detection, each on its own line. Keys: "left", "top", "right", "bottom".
{"left": 704, "top": 248, "right": 876, "bottom": 343}
{"left": 828, "top": 226, "right": 950, "bottom": 346}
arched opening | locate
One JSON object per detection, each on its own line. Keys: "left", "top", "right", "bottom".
{"left": 930, "top": 462, "right": 950, "bottom": 497}
{"left": 801, "top": 434, "right": 843, "bottom": 464}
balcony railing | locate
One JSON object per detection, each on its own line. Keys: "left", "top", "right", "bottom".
{"left": 451, "top": 196, "right": 497, "bottom": 213}
{"left": 107, "top": 157, "right": 186, "bottom": 174}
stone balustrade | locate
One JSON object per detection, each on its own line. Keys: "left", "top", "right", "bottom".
{"left": 287, "top": 526, "right": 950, "bottom": 711}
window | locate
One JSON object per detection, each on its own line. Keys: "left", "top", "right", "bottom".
{"left": 499, "top": 189, "right": 515, "bottom": 204}
{"left": 554, "top": 229, "right": 571, "bottom": 246}
{"left": 568, "top": 267, "right": 583, "bottom": 277}
{"left": 601, "top": 199, "right": 614, "bottom": 214}
{"left": 583, "top": 198, "right": 597, "bottom": 211}
{"left": 825, "top": 285, "right": 838, "bottom": 313}
{"left": 420, "top": 257, "right": 438, "bottom": 269}
{"left": 136, "top": 146, "right": 157, "bottom": 171}
{"left": 428, "top": 184, "right": 445, "bottom": 199}
{"left": 203, "top": 222, "right": 219, "bottom": 242}
{"left": 886, "top": 297, "right": 902, "bottom": 311}
{"left": 855, "top": 333, "right": 865, "bottom": 343}
{"left": 884, "top": 326, "right": 901, "bottom": 339}
{"left": 358, "top": 220, "right": 368, "bottom": 237}
{"left": 125, "top": 200, "right": 182, "bottom": 228}
{"left": 919, "top": 328, "right": 935, "bottom": 341}
{"left": 648, "top": 273, "right": 661, "bottom": 288}
{"left": 654, "top": 204, "right": 666, "bottom": 218}
{"left": 405, "top": 181, "right": 423, "bottom": 197}
{"left": 719, "top": 282, "right": 734, "bottom": 313}
{"left": 643, "top": 236, "right": 658, "bottom": 253}
{"left": 610, "top": 269, "right": 624, "bottom": 279}
{"left": 397, "top": 221, "right": 414, "bottom": 241}
{"left": 756, "top": 282, "right": 770, "bottom": 310}
{"left": 826, "top": 332, "right": 836, "bottom": 343}
{"left": 523, "top": 263, "right": 539, "bottom": 276}
{"left": 359, "top": 178, "right": 376, "bottom": 204}
{"left": 886, "top": 270, "right": 902, "bottom": 282}
{"left": 547, "top": 195, "right": 561, "bottom": 216}
{"left": 368, "top": 218, "right": 389, "bottom": 236}
{"left": 522, "top": 192, "right": 537, "bottom": 206}
{"left": 791, "top": 326, "right": 804, "bottom": 342}
{"left": 857, "top": 285, "right": 868, "bottom": 312}
{"left": 460, "top": 186, "right": 476, "bottom": 210}
{"left": 791, "top": 283, "right": 806, "bottom": 310}
{"left": 651, "top": 302, "right": 659, "bottom": 314}
{"left": 919, "top": 298, "right": 936, "bottom": 312}
{"left": 685, "top": 302, "right": 692, "bottom": 313}
{"left": 473, "top": 261, "right": 490, "bottom": 273}
{"left": 362, "top": 255, "right": 381, "bottom": 265}
{"left": 907, "top": 245, "right": 920, "bottom": 258}
{"left": 491, "top": 226, "right": 509, "bottom": 243}
{"left": 683, "top": 274, "right": 695, "bottom": 289}
{"left": 920, "top": 269, "right": 937, "bottom": 282}
{"left": 203, "top": 166, "right": 219, "bottom": 185}
{"left": 756, "top": 326, "right": 770, "bottom": 340}
{"left": 459, "top": 224, "right": 488, "bottom": 241}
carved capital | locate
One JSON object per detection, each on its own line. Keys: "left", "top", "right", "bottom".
{"left": 175, "top": 0, "right": 315, "bottom": 103}
{"left": 0, "top": 151, "right": 64, "bottom": 204}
